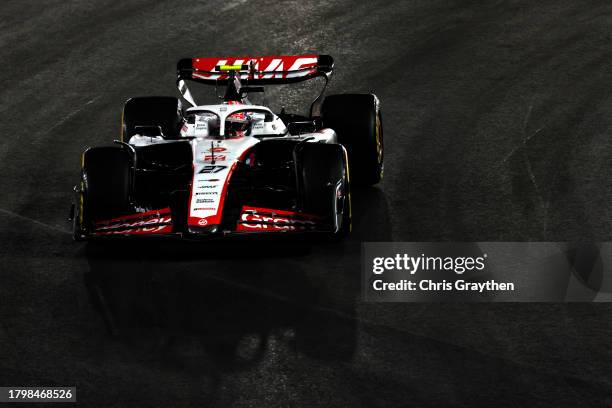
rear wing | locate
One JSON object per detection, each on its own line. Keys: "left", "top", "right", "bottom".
{"left": 176, "top": 54, "right": 334, "bottom": 85}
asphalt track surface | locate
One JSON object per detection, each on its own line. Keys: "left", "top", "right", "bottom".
{"left": 2, "top": 1, "right": 612, "bottom": 407}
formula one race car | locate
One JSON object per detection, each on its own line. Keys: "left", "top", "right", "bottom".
{"left": 70, "top": 54, "right": 383, "bottom": 239}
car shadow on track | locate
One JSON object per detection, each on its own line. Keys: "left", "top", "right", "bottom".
{"left": 79, "top": 186, "right": 390, "bottom": 376}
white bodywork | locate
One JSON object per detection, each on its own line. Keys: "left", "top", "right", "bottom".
{"left": 128, "top": 103, "right": 337, "bottom": 229}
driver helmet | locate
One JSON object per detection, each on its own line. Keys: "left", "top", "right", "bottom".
{"left": 225, "top": 112, "right": 251, "bottom": 138}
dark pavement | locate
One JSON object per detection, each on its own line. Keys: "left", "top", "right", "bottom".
{"left": 1, "top": 1, "right": 612, "bottom": 406}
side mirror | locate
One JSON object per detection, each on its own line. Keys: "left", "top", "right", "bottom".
{"left": 287, "top": 121, "right": 316, "bottom": 135}
{"left": 134, "top": 125, "right": 165, "bottom": 138}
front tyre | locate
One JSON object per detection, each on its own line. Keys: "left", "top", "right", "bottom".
{"left": 78, "top": 146, "right": 133, "bottom": 235}
{"left": 296, "top": 143, "right": 351, "bottom": 237}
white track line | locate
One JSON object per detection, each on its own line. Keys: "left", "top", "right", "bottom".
{"left": 43, "top": 95, "right": 101, "bottom": 137}
{"left": 0, "top": 207, "right": 72, "bottom": 236}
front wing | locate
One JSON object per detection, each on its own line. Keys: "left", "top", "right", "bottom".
{"left": 86, "top": 206, "right": 331, "bottom": 239}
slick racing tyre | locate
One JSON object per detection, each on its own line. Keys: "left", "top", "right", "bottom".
{"left": 81, "top": 146, "right": 132, "bottom": 227}
{"left": 122, "top": 96, "right": 183, "bottom": 140}
{"left": 321, "top": 94, "right": 383, "bottom": 186}
{"left": 296, "top": 143, "right": 351, "bottom": 236}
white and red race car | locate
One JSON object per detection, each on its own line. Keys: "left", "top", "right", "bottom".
{"left": 71, "top": 54, "right": 383, "bottom": 239}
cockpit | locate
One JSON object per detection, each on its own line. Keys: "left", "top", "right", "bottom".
{"left": 181, "top": 106, "right": 286, "bottom": 139}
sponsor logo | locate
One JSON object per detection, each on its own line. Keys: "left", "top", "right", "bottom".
{"left": 196, "top": 191, "right": 218, "bottom": 195}
{"left": 96, "top": 216, "right": 172, "bottom": 232}
{"left": 95, "top": 225, "right": 172, "bottom": 235}
{"left": 193, "top": 207, "right": 216, "bottom": 210}
{"left": 207, "top": 147, "right": 227, "bottom": 153}
{"left": 204, "top": 154, "right": 226, "bottom": 162}
{"left": 239, "top": 213, "right": 316, "bottom": 231}
{"left": 207, "top": 57, "right": 316, "bottom": 79}
{"left": 196, "top": 199, "right": 215, "bottom": 203}
{"left": 198, "top": 219, "right": 208, "bottom": 226}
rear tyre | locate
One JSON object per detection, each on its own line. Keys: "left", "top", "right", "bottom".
{"left": 321, "top": 94, "right": 383, "bottom": 185}
{"left": 296, "top": 143, "right": 351, "bottom": 236}
{"left": 81, "top": 146, "right": 132, "bottom": 228}
{"left": 122, "top": 96, "right": 183, "bottom": 140}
